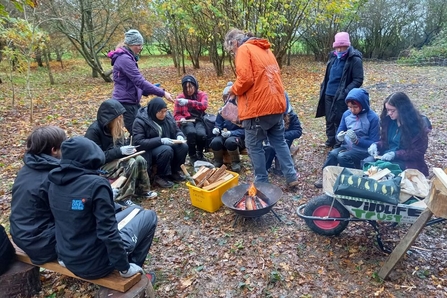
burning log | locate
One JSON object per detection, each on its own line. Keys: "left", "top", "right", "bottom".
{"left": 234, "top": 183, "right": 269, "bottom": 210}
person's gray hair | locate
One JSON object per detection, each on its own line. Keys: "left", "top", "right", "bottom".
{"left": 224, "top": 28, "right": 253, "bottom": 53}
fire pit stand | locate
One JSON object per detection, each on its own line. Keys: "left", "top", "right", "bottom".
{"left": 231, "top": 209, "right": 282, "bottom": 227}
{"left": 221, "top": 182, "right": 283, "bottom": 226}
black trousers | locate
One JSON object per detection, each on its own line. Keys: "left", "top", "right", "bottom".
{"left": 324, "top": 95, "right": 347, "bottom": 146}
{"left": 121, "top": 103, "right": 140, "bottom": 135}
{"left": 143, "top": 143, "right": 188, "bottom": 176}
{"left": 180, "top": 121, "right": 207, "bottom": 156}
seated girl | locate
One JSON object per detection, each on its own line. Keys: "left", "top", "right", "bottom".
{"left": 85, "top": 99, "right": 157, "bottom": 206}
{"left": 174, "top": 75, "right": 208, "bottom": 164}
{"left": 133, "top": 97, "right": 188, "bottom": 188}
{"left": 364, "top": 92, "right": 430, "bottom": 176}
{"left": 210, "top": 82, "right": 245, "bottom": 172}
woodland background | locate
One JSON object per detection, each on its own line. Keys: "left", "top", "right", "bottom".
{"left": 1, "top": 0, "right": 447, "bottom": 297}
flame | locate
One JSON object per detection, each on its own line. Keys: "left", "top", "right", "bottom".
{"left": 247, "top": 183, "right": 257, "bottom": 197}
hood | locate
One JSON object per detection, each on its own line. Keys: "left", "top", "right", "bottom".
{"left": 345, "top": 88, "right": 370, "bottom": 113}
{"left": 23, "top": 153, "right": 59, "bottom": 170}
{"left": 48, "top": 137, "right": 105, "bottom": 185}
{"left": 136, "top": 106, "right": 153, "bottom": 126}
{"left": 245, "top": 38, "right": 271, "bottom": 50}
{"left": 97, "top": 99, "right": 126, "bottom": 131}
{"left": 107, "top": 47, "right": 135, "bottom": 66}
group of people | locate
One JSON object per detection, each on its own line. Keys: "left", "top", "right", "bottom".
{"left": 4, "top": 28, "right": 431, "bottom": 283}
{"left": 313, "top": 32, "right": 430, "bottom": 188}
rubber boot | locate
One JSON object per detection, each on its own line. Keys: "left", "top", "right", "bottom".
{"left": 213, "top": 149, "right": 224, "bottom": 167}
{"left": 228, "top": 149, "right": 241, "bottom": 172}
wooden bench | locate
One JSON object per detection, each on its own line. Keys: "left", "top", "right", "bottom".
{"left": 12, "top": 242, "right": 142, "bottom": 294}
{"left": 378, "top": 168, "right": 447, "bottom": 279}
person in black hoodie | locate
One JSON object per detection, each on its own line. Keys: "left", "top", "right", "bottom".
{"left": 85, "top": 99, "right": 157, "bottom": 206}
{"left": 133, "top": 97, "right": 188, "bottom": 188}
{"left": 0, "top": 224, "right": 16, "bottom": 275}
{"left": 10, "top": 125, "right": 66, "bottom": 264}
{"left": 48, "top": 136, "right": 158, "bottom": 280}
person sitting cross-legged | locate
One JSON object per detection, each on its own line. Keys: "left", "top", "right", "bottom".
{"left": 85, "top": 99, "right": 157, "bottom": 206}
{"left": 133, "top": 97, "right": 188, "bottom": 188}
{"left": 314, "top": 88, "right": 379, "bottom": 188}
{"left": 48, "top": 136, "right": 158, "bottom": 281}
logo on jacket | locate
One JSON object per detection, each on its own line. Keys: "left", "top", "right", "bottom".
{"left": 72, "top": 199, "right": 85, "bottom": 210}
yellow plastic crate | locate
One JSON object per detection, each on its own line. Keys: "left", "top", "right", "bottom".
{"left": 186, "top": 170, "right": 239, "bottom": 212}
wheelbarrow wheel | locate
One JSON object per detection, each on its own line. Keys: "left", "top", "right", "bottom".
{"left": 304, "top": 194, "right": 350, "bottom": 236}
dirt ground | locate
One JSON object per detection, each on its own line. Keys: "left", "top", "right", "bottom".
{"left": 0, "top": 58, "right": 446, "bottom": 297}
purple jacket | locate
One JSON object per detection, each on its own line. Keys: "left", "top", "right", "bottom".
{"left": 108, "top": 47, "right": 164, "bottom": 105}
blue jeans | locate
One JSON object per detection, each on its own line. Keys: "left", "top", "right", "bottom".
{"left": 243, "top": 115, "right": 297, "bottom": 184}
{"left": 322, "top": 146, "right": 368, "bottom": 169}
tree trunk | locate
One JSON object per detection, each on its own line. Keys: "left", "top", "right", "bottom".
{"left": 0, "top": 261, "right": 41, "bottom": 297}
{"left": 96, "top": 275, "right": 154, "bottom": 298}
{"left": 43, "top": 48, "right": 55, "bottom": 85}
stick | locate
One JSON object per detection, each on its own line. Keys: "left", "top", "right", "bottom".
{"left": 180, "top": 164, "right": 196, "bottom": 186}
{"left": 175, "top": 119, "right": 196, "bottom": 123}
{"left": 117, "top": 150, "right": 145, "bottom": 163}
{"left": 111, "top": 176, "right": 127, "bottom": 189}
{"left": 130, "top": 136, "right": 133, "bottom": 146}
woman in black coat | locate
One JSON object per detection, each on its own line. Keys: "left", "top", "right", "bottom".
{"left": 133, "top": 97, "right": 188, "bottom": 188}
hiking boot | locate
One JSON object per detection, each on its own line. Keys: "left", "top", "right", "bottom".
{"left": 212, "top": 149, "right": 224, "bottom": 167}
{"left": 189, "top": 154, "right": 198, "bottom": 166}
{"left": 171, "top": 171, "right": 186, "bottom": 182}
{"left": 146, "top": 272, "right": 156, "bottom": 284}
{"left": 154, "top": 175, "right": 174, "bottom": 188}
{"left": 287, "top": 173, "right": 301, "bottom": 188}
{"left": 228, "top": 149, "right": 241, "bottom": 173}
{"left": 314, "top": 178, "right": 323, "bottom": 189}
{"left": 117, "top": 199, "right": 139, "bottom": 207}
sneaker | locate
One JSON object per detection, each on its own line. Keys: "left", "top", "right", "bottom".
{"left": 314, "top": 178, "right": 323, "bottom": 189}
{"left": 142, "top": 191, "right": 158, "bottom": 199}
{"left": 146, "top": 272, "right": 156, "bottom": 284}
{"left": 154, "top": 176, "right": 174, "bottom": 188}
{"left": 171, "top": 171, "right": 186, "bottom": 182}
{"left": 117, "top": 199, "right": 138, "bottom": 207}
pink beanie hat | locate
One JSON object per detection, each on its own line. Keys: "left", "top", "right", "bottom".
{"left": 333, "top": 32, "right": 351, "bottom": 48}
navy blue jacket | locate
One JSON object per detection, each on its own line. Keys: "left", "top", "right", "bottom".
{"left": 10, "top": 153, "right": 59, "bottom": 264}
{"left": 48, "top": 137, "right": 129, "bottom": 279}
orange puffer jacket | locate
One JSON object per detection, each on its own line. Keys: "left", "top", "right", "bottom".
{"left": 231, "top": 38, "right": 286, "bottom": 121}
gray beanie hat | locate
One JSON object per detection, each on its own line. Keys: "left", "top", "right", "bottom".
{"left": 222, "top": 81, "right": 233, "bottom": 96}
{"left": 124, "top": 29, "right": 144, "bottom": 45}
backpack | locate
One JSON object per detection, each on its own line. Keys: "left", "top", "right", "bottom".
{"left": 203, "top": 113, "right": 216, "bottom": 150}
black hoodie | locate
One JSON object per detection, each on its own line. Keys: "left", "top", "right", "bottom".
{"left": 85, "top": 99, "right": 127, "bottom": 163}
{"left": 10, "top": 153, "right": 59, "bottom": 264}
{"left": 48, "top": 137, "right": 129, "bottom": 279}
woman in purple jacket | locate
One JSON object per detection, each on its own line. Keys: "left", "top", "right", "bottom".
{"left": 365, "top": 92, "right": 430, "bottom": 176}
{"left": 108, "top": 29, "right": 174, "bottom": 134}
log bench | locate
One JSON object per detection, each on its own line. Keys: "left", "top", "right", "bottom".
{"left": 9, "top": 241, "right": 154, "bottom": 297}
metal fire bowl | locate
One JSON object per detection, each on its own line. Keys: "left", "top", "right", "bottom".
{"left": 221, "top": 182, "right": 283, "bottom": 217}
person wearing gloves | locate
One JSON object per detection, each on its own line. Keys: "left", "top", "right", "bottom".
{"left": 223, "top": 28, "right": 300, "bottom": 188}
{"left": 210, "top": 82, "right": 245, "bottom": 172}
{"left": 47, "top": 136, "right": 158, "bottom": 282}
{"left": 263, "top": 92, "right": 302, "bottom": 174}
{"left": 108, "top": 29, "right": 174, "bottom": 134}
{"left": 315, "top": 32, "right": 364, "bottom": 148}
{"left": 314, "top": 88, "right": 379, "bottom": 188}
{"left": 10, "top": 126, "right": 66, "bottom": 265}
{"left": 85, "top": 99, "right": 157, "bottom": 206}
{"left": 363, "top": 92, "right": 429, "bottom": 176}
{"left": 173, "top": 75, "right": 208, "bottom": 164}
{"left": 133, "top": 97, "right": 188, "bottom": 188}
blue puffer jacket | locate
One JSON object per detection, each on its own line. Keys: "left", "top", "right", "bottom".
{"left": 108, "top": 47, "right": 165, "bottom": 105}
{"left": 337, "top": 88, "right": 380, "bottom": 152}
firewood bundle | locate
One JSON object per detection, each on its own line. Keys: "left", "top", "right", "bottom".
{"left": 191, "top": 165, "right": 234, "bottom": 191}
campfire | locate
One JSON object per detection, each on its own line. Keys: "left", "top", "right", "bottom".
{"left": 233, "top": 183, "right": 269, "bottom": 210}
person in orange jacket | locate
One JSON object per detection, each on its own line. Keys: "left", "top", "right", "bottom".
{"left": 224, "top": 28, "right": 299, "bottom": 188}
